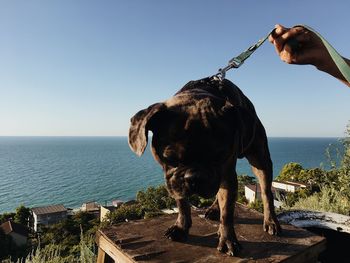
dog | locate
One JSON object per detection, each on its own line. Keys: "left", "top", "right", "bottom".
{"left": 128, "top": 77, "right": 281, "bottom": 256}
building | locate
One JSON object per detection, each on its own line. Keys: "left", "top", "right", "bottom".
{"left": 244, "top": 181, "right": 309, "bottom": 208}
{"left": 0, "top": 220, "right": 28, "bottom": 247}
{"left": 244, "top": 184, "right": 282, "bottom": 208}
{"left": 31, "top": 204, "right": 67, "bottom": 232}
{"left": 272, "top": 181, "right": 308, "bottom": 193}
{"left": 81, "top": 201, "right": 100, "bottom": 212}
{"left": 100, "top": 205, "right": 118, "bottom": 222}
{"left": 244, "top": 184, "right": 260, "bottom": 203}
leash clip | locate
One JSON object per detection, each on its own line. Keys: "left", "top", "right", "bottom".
{"left": 213, "top": 28, "right": 275, "bottom": 80}
{"left": 215, "top": 58, "right": 242, "bottom": 80}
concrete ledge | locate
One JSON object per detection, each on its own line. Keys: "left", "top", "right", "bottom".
{"left": 278, "top": 210, "right": 350, "bottom": 233}
{"left": 96, "top": 204, "right": 326, "bottom": 263}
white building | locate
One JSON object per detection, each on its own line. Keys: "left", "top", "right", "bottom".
{"left": 245, "top": 181, "right": 309, "bottom": 208}
{"left": 244, "top": 184, "right": 282, "bottom": 208}
{"left": 244, "top": 184, "right": 260, "bottom": 204}
{"left": 31, "top": 204, "right": 67, "bottom": 232}
{"left": 100, "top": 205, "right": 118, "bottom": 222}
{"left": 272, "top": 181, "right": 308, "bottom": 193}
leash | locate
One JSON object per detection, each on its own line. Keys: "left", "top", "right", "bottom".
{"left": 214, "top": 28, "right": 274, "bottom": 80}
{"left": 299, "top": 24, "right": 350, "bottom": 83}
{"left": 214, "top": 25, "right": 350, "bottom": 83}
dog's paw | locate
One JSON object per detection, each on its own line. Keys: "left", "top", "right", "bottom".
{"left": 263, "top": 218, "right": 282, "bottom": 236}
{"left": 204, "top": 206, "right": 220, "bottom": 221}
{"left": 217, "top": 237, "right": 241, "bottom": 256}
{"left": 164, "top": 225, "right": 188, "bottom": 242}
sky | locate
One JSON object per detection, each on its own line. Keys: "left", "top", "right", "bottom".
{"left": 0, "top": 0, "right": 349, "bottom": 137}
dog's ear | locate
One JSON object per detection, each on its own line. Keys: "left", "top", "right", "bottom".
{"left": 128, "top": 103, "right": 166, "bottom": 156}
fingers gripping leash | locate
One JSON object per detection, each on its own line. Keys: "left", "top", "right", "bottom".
{"left": 214, "top": 25, "right": 350, "bottom": 83}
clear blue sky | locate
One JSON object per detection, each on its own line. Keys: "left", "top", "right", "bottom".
{"left": 1, "top": 1, "right": 349, "bottom": 137}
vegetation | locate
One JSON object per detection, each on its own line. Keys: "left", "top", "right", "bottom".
{"left": 0, "top": 207, "right": 98, "bottom": 263}
{"left": 275, "top": 123, "right": 350, "bottom": 215}
{"left": 136, "top": 185, "right": 175, "bottom": 211}
{"left": 0, "top": 205, "right": 31, "bottom": 261}
{"left": 248, "top": 200, "right": 263, "bottom": 213}
{"left": 106, "top": 203, "right": 145, "bottom": 224}
{"left": 39, "top": 211, "right": 99, "bottom": 258}
{"left": 292, "top": 186, "right": 350, "bottom": 215}
{"left": 14, "top": 205, "right": 30, "bottom": 226}
{"left": 237, "top": 174, "right": 255, "bottom": 204}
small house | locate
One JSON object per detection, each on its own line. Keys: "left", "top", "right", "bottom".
{"left": 0, "top": 220, "right": 28, "bottom": 247}
{"left": 100, "top": 205, "right": 118, "bottom": 222}
{"left": 245, "top": 184, "right": 261, "bottom": 203}
{"left": 81, "top": 201, "right": 100, "bottom": 212}
{"left": 244, "top": 184, "right": 281, "bottom": 207}
{"left": 31, "top": 204, "right": 67, "bottom": 232}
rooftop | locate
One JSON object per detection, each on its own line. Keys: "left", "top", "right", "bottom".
{"left": 274, "top": 181, "right": 309, "bottom": 187}
{"left": 245, "top": 184, "right": 276, "bottom": 193}
{"left": 32, "top": 204, "right": 67, "bottom": 215}
{"left": 0, "top": 221, "right": 28, "bottom": 237}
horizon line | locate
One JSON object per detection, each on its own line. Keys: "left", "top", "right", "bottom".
{"left": 0, "top": 135, "right": 343, "bottom": 139}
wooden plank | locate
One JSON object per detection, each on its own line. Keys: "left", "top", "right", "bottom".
{"left": 96, "top": 230, "right": 135, "bottom": 263}
{"left": 96, "top": 204, "right": 326, "bottom": 263}
{"left": 96, "top": 247, "right": 106, "bottom": 263}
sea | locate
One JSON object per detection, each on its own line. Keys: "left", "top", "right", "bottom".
{"left": 0, "top": 137, "right": 343, "bottom": 213}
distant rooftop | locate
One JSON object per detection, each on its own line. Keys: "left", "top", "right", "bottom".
{"left": 32, "top": 204, "right": 67, "bottom": 215}
{"left": 0, "top": 221, "right": 28, "bottom": 237}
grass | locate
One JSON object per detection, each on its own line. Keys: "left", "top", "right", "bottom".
{"left": 292, "top": 186, "right": 350, "bottom": 215}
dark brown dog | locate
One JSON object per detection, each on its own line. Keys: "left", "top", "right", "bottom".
{"left": 128, "top": 77, "right": 281, "bottom": 256}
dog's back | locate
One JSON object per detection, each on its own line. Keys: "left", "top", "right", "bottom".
{"left": 177, "top": 77, "right": 256, "bottom": 114}
{"left": 177, "top": 77, "right": 260, "bottom": 158}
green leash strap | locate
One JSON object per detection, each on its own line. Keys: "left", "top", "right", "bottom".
{"left": 216, "top": 24, "right": 350, "bottom": 83}
{"left": 298, "top": 24, "right": 350, "bottom": 83}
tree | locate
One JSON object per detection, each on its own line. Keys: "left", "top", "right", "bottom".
{"left": 136, "top": 185, "right": 175, "bottom": 211}
{"left": 0, "top": 212, "right": 15, "bottom": 224}
{"left": 275, "top": 162, "right": 303, "bottom": 182}
{"left": 14, "top": 205, "right": 30, "bottom": 226}
{"left": 107, "top": 204, "right": 144, "bottom": 224}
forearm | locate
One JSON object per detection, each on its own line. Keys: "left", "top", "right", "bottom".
{"left": 316, "top": 55, "right": 350, "bottom": 87}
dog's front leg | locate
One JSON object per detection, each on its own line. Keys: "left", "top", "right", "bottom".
{"left": 164, "top": 198, "right": 192, "bottom": 242}
{"left": 217, "top": 177, "right": 241, "bottom": 256}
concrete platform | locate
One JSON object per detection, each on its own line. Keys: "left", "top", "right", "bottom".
{"left": 96, "top": 204, "right": 326, "bottom": 263}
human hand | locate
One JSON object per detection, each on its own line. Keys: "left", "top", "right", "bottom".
{"left": 268, "top": 24, "right": 329, "bottom": 69}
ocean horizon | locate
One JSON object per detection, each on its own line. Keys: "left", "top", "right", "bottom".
{"left": 0, "top": 136, "right": 343, "bottom": 213}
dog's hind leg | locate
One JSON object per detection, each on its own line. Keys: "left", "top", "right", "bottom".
{"left": 245, "top": 126, "right": 281, "bottom": 236}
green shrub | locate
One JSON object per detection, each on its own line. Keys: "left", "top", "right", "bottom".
{"left": 292, "top": 186, "right": 350, "bottom": 215}
{"left": 107, "top": 204, "right": 144, "bottom": 224}
{"left": 136, "top": 185, "right": 175, "bottom": 211}
{"left": 248, "top": 200, "right": 263, "bottom": 213}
